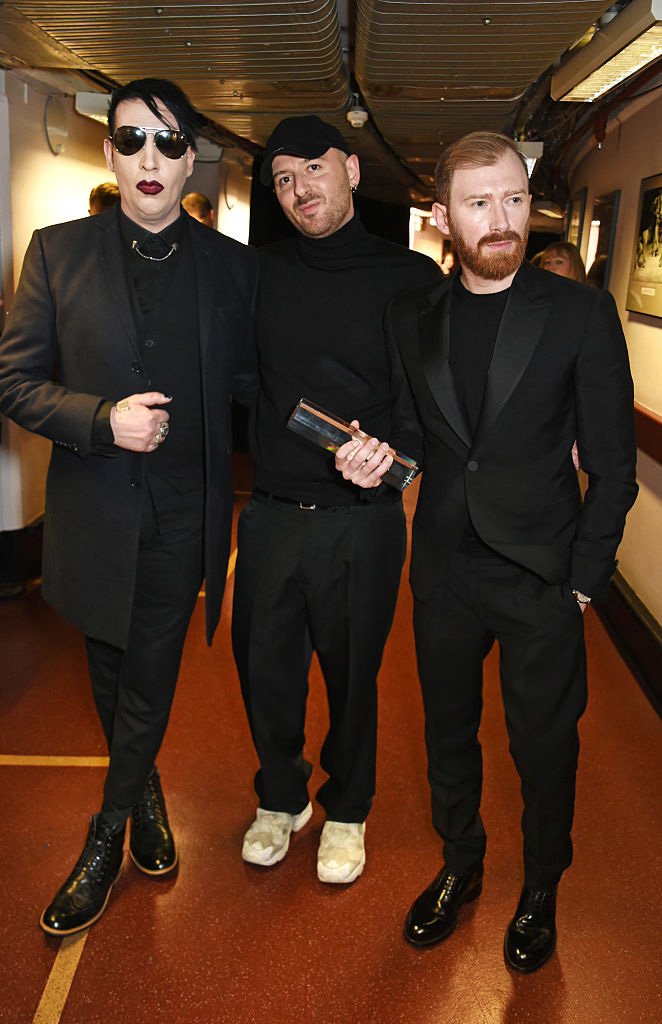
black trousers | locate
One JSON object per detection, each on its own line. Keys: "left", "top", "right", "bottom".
{"left": 413, "top": 550, "right": 587, "bottom": 889}
{"left": 232, "top": 494, "right": 405, "bottom": 823}
{"left": 86, "top": 487, "right": 204, "bottom": 811}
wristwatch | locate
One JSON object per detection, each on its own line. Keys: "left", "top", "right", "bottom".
{"left": 572, "top": 589, "right": 591, "bottom": 605}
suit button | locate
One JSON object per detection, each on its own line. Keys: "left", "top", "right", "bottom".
{"left": 131, "top": 362, "right": 143, "bottom": 374}
{"left": 144, "top": 338, "right": 155, "bottom": 348}
{"left": 467, "top": 460, "right": 479, "bottom": 472}
{"left": 130, "top": 478, "right": 141, "bottom": 488}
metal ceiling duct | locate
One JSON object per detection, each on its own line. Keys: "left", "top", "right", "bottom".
{"left": 355, "top": 0, "right": 617, "bottom": 189}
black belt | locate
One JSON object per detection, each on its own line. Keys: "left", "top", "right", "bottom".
{"left": 253, "top": 486, "right": 357, "bottom": 511}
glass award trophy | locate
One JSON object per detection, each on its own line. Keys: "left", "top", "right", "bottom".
{"left": 287, "top": 398, "right": 419, "bottom": 491}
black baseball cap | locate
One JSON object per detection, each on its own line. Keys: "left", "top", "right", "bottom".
{"left": 260, "top": 115, "right": 351, "bottom": 186}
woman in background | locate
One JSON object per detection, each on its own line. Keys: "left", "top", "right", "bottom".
{"left": 540, "top": 241, "right": 586, "bottom": 282}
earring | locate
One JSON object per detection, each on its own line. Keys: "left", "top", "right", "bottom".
{"left": 351, "top": 185, "right": 358, "bottom": 194}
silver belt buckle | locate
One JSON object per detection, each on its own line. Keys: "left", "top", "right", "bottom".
{"left": 299, "top": 501, "right": 317, "bottom": 510}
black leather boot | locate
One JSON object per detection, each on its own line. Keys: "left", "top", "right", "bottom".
{"left": 130, "top": 767, "right": 178, "bottom": 875}
{"left": 504, "top": 887, "right": 557, "bottom": 972}
{"left": 404, "top": 864, "right": 483, "bottom": 947}
{"left": 40, "top": 814, "right": 126, "bottom": 935}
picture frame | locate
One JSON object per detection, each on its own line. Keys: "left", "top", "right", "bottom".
{"left": 586, "top": 190, "right": 620, "bottom": 289}
{"left": 565, "top": 188, "right": 587, "bottom": 249}
{"left": 626, "top": 173, "right": 662, "bottom": 318}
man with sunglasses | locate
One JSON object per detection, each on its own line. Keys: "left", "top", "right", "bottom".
{"left": 0, "top": 78, "right": 258, "bottom": 934}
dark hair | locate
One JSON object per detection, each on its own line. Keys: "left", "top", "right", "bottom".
{"left": 89, "top": 181, "right": 120, "bottom": 212}
{"left": 540, "top": 241, "right": 586, "bottom": 283}
{"left": 435, "top": 131, "right": 528, "bottom": 206}
{"left": 107, "top": 78, "right": 201, "bottom": 150}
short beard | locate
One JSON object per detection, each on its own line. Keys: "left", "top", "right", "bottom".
{"left": 449, "top": 216, "right": 528, "bottom": 281}
{"left": 287, "top": 186, "right": 352, "bottom": 239}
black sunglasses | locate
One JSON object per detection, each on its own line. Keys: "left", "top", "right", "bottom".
{"left": 109, "top": 125, "right": 190, "bottom": 160}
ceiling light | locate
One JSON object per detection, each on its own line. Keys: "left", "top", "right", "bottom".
{"left": 551, "top": 0, "right": 662, "bottom": 102}
{"left": 516, "top": 140, "right": 544, "bottom": 178}
{"left": 532, "top": 200, "right": 564, "bottom": 219}
{"left": 75, "top": 91, "right": 110, "bottom": 124}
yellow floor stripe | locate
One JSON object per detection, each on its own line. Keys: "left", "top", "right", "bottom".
{"left": 33, "top": 932, "right": 90, "bottom": 1024}
{"left": 198, "top": 544, "right": 237, "bottom": 598}
{"left": 0, "top": 755, "right": 109, "bottom": 767}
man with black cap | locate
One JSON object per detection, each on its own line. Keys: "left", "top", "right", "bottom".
{"left": 0, "top": 78, "right": 257, "bottom": 934}
{"left": 232, "top": 115, "right": 439, "bottom": 884}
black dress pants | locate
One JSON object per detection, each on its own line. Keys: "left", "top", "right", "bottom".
{"left": 86, "top": 487, "right": 204, "bottom": 811}
{"left": 232, "top": 494, "right": 406, "bottom": 823}
{"left": 413, "top": 550, "right": 587, "bottom": 889}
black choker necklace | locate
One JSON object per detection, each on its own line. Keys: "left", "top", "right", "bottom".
{"left": 131, "top": 239, "right": 178, "bottom": 262}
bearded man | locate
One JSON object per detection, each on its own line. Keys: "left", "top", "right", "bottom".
{"left": 337, "top": 131, "right": 637, "bottom": 971}
{"left": 232, "top": 115, "right": 439, "bottom": 886}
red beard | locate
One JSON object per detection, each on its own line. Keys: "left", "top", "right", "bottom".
{"left": 449, "top": 221, "right": 528, "bottom": 281}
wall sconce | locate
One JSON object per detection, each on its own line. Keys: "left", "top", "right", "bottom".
{"left": 551, "top": 0, "right": 662, "bottom": 102}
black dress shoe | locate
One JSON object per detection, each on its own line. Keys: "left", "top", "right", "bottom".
{"left": 404, "top": 864, "right": 483, "bottom": 947}
{"left": 130, "top": 767, "right": 178, "bottom": 875}
{"left": 40, "top": 814, "right": 126, "bottom": 935}
{"left": 504, "top": 887, "right": 557, "bottom": 973}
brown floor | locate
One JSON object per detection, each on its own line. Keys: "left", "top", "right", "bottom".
{"left": 1, "top": 480, "right": 660, "bottom": 1024}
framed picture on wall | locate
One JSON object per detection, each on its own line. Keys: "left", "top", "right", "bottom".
{"left": 565, "top": 188, "right": 586, "bottom": 249}
{"left": 626, "top": 173, "right": 662, "bottom": 318}
{"left": 586, "top": 190, "right": 620, "bottom": 289}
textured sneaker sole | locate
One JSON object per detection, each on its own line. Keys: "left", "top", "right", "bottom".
{"left": 242, "top": 802, "right": 313, "bottom": 867}
{"left": 317, "top": 853, "right": 365, "bottom": 885}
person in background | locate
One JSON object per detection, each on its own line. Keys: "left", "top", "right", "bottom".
{"left": 540, "top": 240, "right": 586, "bottom": 282}
{"left": 88, "top": 181, "right": 120, "bottom": 215}
{"left": 182, "top": 191, "right": 214, "bottom": 227}
{"left": 337, "top": 130, "right": 637, "bottom": 972}
{"left": 0, "top": 77, "right": 257, "bottom": 935}
{"left": 233, "top": 114, "right": 440, "bottom": 887}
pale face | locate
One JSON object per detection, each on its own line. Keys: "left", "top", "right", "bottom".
{"left": 541, "top": 251, "right": 573, "bottom": 278}
{"left": 104, "top": 97, "right": 195, "bottom": 233}
{"left": 271, "top": 149, "right": 360, "bottom": 238}
{"left": 433, "top": 150, "right": 531, "bottom": 292}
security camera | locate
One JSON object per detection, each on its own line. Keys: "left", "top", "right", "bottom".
{"left": 346, "top": 106, "right": 369, "bottom": 129}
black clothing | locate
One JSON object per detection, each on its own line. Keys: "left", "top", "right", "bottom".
{"left": 251, "top": 216, "right": 436, "bottom": 506}
{"left": 234, "top": 214, "right": 440, "bottom": 819}
{"left": 388, "top": 260, "right": 637, "bottom": 885}
{"left": 233, "top": 496, "right": 405, "bottom": 821}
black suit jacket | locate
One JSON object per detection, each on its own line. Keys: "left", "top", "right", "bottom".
{"left": 0, "top": 205, "right": 258, "bottom": 647}
{"left": 387, "top": 261, "right": 638, "bottom": 602}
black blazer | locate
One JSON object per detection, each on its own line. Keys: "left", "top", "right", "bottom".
{"left": 0, "top": 206, "right": 258, "bottom": 647}
{"left": 387, "top": 261, "right": 638, "bottom": 602}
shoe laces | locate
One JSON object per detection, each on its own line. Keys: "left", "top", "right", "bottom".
{"left": 133, "top": 773, "right": 168, "bottom": 828}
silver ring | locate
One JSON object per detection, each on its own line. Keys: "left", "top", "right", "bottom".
{"left": 154, "top": 422, "right": 169, "bottom": 445}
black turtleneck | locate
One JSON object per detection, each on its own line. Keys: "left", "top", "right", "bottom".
{"left": 252, "top": 215, "right": 440, "bottom": 504}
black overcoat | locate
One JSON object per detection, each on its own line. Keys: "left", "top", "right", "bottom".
{"left": 0, "top": 206, "right": 258, "bottom": 647}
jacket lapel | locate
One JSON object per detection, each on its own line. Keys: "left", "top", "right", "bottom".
{"left": 473, "top": 263, "right": 552, "bottom": 449}
{"left": 189, "top": 218, "right": 213, "bottom": 365}
{"left": 93, "top": 208, "right": 141, "bottom": 358}
{"left": 419, "top": 279, "right": 473, "bottom": 448}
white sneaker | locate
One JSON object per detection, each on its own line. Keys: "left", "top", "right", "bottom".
{"left": 242, "top": 802, "right": 312, "bottom": 866}
{"left": 317, "top": 821, "right": 366, "bottom": 884}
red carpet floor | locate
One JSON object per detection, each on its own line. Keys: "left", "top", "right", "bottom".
{"left": 1, "top": 482, "right": 660, "bottom": 1023}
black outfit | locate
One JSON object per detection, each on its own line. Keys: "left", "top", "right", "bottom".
{"left": 0, "top": 204, "right": 258, "bottom": 814}
{"left": 232, "top": 215, "right": 439, "bottom": 822}
{"left": 388, "top": 262, "right": 637, "bottom": 887}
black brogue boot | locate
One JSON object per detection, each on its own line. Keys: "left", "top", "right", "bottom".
{"left": 130, "top": 767, "right": 178, "bottom": 875}
{"left": 404, "top": 864, "right": 484, "bottom": 947}
{"left": 504, "top": 887, "right": 557, "bottom": 973}
{"left": 40, "top": 814, "right": 126, "bottom": 935}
